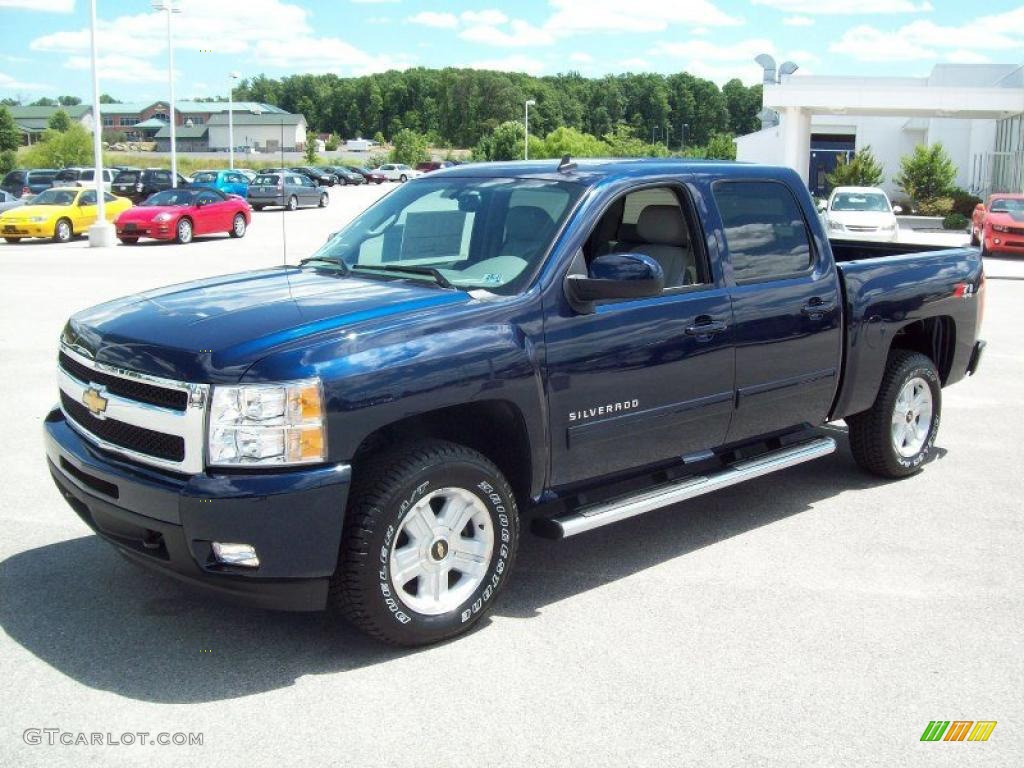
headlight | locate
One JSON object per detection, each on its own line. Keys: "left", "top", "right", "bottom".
{"left": 29, "top": 216, "right": 47, "bottom": 223}
{"left": 208, "top": 378, "right": 326, "bottom": 466}
{"left": 154, "top": 212, "right": 172, "bottom": 223}
{"left": 828, "top": 220, "right": 844, "bottom": 231}
{"left": 992, "top": 224, "right": 1008, "bottom": 233}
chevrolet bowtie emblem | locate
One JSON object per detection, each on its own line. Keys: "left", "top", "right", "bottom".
{"left": 82, "top": 387, "right": 109, "bottom": 417}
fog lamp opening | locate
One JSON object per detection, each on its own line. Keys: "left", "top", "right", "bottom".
{"left": 211, "top": 542, "right": 260, "bottom": 568}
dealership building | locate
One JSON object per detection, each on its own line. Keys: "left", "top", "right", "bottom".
{"left": 736, "top": 62, "right": 1024, "bottom": 200}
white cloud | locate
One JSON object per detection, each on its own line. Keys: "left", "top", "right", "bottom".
{"left": 752, "top": 0, "right": 933, "bottom": 13}
{"left": 0, "top": 71, "right": 53, "bottom": 91}
{"left": 65, "top": 54, "right": 176, "bottom": 84}
{"left": 256, "top": 36, "right": 412, "bottom": 75}
{"left": 468, "top": 55, "right": 544, "bottom": 76}
{"left": 408, "top": 11, "right": 458, "bottom": 29}
{"left": 829, "top": 8, "right": 1024, "bottom": 63}
{"left": 546, "top": 0, "right": 740, "bottom": 34}
{"left": 0, "top": 0, "right": 74, "bottom": 11}
{"left": 783, "top": 16, "right": 814, "bottom": 26}
{"left": 460, "top": 20, "right": 556, "bottom": 48}
{"left": 461, "top": 10, "right": 508, "bottom": 26}
{"left": 652, "top": 39, "right": 815, "bottom": 84}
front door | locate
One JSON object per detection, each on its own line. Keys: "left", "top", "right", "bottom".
{"left": 711, "top": 179, "right": 842, "bottom": 444}
{"left": 543, "top": 183, "right": 736, "bottom": 488}
{"left": 74, "top": 189, "right": 98, "bottom": 233}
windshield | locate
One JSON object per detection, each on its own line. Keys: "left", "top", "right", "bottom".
{"left": 114, "top": 171, "right": 139, "bottom": 183}
{"left": 29, "top": 189, "right": 76, "bottom": 206}
{"left": 142, "top": 189, "right": 196, "bottom": 206}
{"left": 831, "top": 192, "right": 890, "bottom": 212}
{"left": 990, "top": 198, "right": 1024, "bottom": 213}
{"left": 305, "top": 177, "right": 583, "bottom": 293}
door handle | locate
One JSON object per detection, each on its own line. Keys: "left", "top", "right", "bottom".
{"left": 801, "top": 298, "right": 836, "bottom": 318}
{"left": 685, "top": 317, "right": 729, "bottom": 338}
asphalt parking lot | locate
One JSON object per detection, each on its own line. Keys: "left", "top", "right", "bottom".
{"left": 0, "top": 182, "right": 1021, "bottom": 767}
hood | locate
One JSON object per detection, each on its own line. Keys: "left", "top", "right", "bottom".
{"left": 1, "top": 204, "right": 66, "bottom": 220}
{"left": 63, "top": 267, "right": 470, "bottom": 382}
{"left": 829, "top": 210, "right": 896, "bottom": 227}
{"left": 988, "top": 210, "right": 1024, "bottom": 224}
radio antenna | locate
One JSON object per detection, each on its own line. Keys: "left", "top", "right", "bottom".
{"left": 280, "top": 117, "right": 287, "bottom": 266}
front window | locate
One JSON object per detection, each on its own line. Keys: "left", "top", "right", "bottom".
{"left": 830, "top": 192, "right": 891, "bottom": 212}
{"left": 27, "top": 189, "right": 76, "bottom": 206}
{"left": 989, "top": 198, "right": 1024, "bottom": 214}
{"left": 192, "top": 172, "right": 217, "bottom": 183}
{"left": 141, "top": 189, "right": 196, "bottom": 207}
{"left": 305, "top": 177, "right": 583, "bottom": 294}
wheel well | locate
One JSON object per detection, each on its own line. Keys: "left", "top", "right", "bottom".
{"left": 891, "top": 316, "right": 955, "bottom": 384}
{"left": 353, "top": 400, "right": 533, "bottom": 506}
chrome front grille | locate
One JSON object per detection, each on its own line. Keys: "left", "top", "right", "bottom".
{"left": 57, "top": 344, "right": 209, "bottom": 474}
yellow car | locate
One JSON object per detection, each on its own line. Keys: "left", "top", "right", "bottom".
{"left": 0, "top": 186, "right": 132, "bottom": 243}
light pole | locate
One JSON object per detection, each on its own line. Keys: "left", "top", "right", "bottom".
{"left": 228, "top": 71, "right": 239, "bottom": 169}
{"left": 680, "top": 123, "right": 689, "bottom": 153}
{"left": 153, "top": 1, "right": 181, "bottom": 186}
{"left": 87, "top": 0, "right": 114, "bottom": 247}
{"left": 524, "top": 99, "right": 535, "bottom": 160}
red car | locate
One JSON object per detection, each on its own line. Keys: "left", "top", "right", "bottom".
{"left": 346, "top": 166, "right": 386, "bottom": 185}
{"left": 114, "top": 187, "right": 251, "bottom": 245}
{"left": 972, "top": 193, "right": 1024, "bottom": 256}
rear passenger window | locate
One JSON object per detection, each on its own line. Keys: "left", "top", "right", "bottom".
{"left": 713, "top": 181, "right": 812, "bottom": 282}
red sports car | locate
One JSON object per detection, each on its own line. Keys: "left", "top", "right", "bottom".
{"left": 114, "top": 187, "right": 251, "bottom": 245}
{"left": 972, "top": 193, "right": 1024, "bottom": 256}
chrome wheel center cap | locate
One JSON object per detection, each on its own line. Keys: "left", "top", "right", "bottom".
{"left": 429, "top": 538, "right": 450, "bottom": 562}
{"left": 906, "top": 411, "right": 915, "bottom": 423}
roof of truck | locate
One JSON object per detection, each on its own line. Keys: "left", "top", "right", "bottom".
{"left": 431, "top": 157, "right": 773, "bottom": 183}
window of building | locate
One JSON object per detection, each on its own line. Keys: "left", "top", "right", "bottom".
{"left": 713, "top": 180, "right": 813, "bottom": 282}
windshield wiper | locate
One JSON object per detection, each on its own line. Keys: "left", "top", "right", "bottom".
{"left": 298, "top": 255, "right": 350, "bottom": 274}
{"left": 352, "top": 264, "right": 453, "bottom": 289}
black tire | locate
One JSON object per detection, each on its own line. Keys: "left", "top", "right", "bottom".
{"left": 175, "top": 217, "right": 193, "bottom": 244}
{"left": 287, "top": 195, "right": 298, "bottom": 211}
{"left": 119, "top": 236, "right": 139, "bottom": 245}
{"left": 252, "top": 205, "right": 264, "bottom": 211}
{"left": 847, "top": 350, "right": 941, "bottom": 478}
{"left": 399, "top": 174, "right": 408, "bottom": 183}
{"left": 229, "top": 212, "right": 246, "bottom": 238}
{"left": 970, "top": 230, "right": 979, "bottom": 247}
{"left": 53, "top": 218, "right": 73, "bottom": 243}
{"left": 331, "top": 440, "right": 519, "bottom": 646}
{"left": 4, "top": 237, "right": 20, "bottom": 243}
{"left": 318, "top": 192, "right": 329, "bottom": 208}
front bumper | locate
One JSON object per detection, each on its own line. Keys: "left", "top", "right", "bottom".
{"left": 2, "top": 223, "right": 51, "bottom": 238}
{"left": 44, "top": 407, "right": 351, "bottom": 611}
{"left": 117, "top": 222, "right": 174, "bottom": 240}
{"left": 984, "top": 234, "right": 1024, "bottom": 254}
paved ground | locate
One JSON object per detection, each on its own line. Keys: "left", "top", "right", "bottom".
{"left": 0, "top": 184, "right": 1021, "bottom": 767}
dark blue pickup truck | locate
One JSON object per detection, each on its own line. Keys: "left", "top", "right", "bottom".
{"left": 45, "top": 159, "right": 985, "bottom": 645}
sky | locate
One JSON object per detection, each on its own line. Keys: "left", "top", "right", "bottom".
{"left": 0, "top": 0, "right": 1022, "bottom": 102}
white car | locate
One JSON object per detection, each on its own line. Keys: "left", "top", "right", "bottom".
{"left": 375, "top": 163, "right": 422, "bottom": 183}
{"left": 823, "top": 186, "right": 901, "bottom": 242}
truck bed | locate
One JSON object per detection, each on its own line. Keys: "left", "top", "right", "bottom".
{"left": 829, "top": 239, "right": 957, "bottom": 262}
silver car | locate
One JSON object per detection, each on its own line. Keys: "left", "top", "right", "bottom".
{"left": 0, "top": 190, "right": 25, "bottom": 214}
{"left": 247, "top": 171, "right": 328, "bottom": 211}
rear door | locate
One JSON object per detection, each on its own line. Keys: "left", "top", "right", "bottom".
{"left": 712, "top": 179, "right": 842, "bottom": 444}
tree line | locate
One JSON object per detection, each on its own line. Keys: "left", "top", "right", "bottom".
{"left": 229, "top": 67, "right": 762, "bottom": 150}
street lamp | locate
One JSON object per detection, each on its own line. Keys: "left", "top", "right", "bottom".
{"left": 228, "top": 71, "right": 240, "bottom": 169}
{"left": 524, "top": 99, "right": 535, "bottom": 161}
{"left": 87, "top": 0, "right": 114, "bottom": 247}
{"left": 680, "top": 123, "right": 689, "bottom": 152}
{"left": 152, "top": 0, "right": 181, "bottom": 186}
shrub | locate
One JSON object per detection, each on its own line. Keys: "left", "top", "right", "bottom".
{"left": 303, "top": 131, "right": 319, "bottom": 165}
{"left": 915, "top": 197, "right": 954, "bottom": 216}
{"left": 389, "top": 129, "right": 430, "bottom": 166}
{"left": 367, "top": 151, "right": 389, "bottom": 168}
{"left": 826, "top": 146, "right": 885, "bottom": 188}
{"left": 704, "top": 132, "right": 737, "bottom": 161}
{"left": 22, "top": 123, "right": 93, "bottom": 168}
{"left": 0, "top": 149, "right": 16, "bottom": 175}
{"left": 372, "top": 131, "right": 386, "bottom": 146}
{"left": 0, "top": 106, "right": 20, "bottom": 153}
{"left": 48, "top": 109, "right": 72, "bottom": 132}
{"left": 894, "top": 143, "right": 957, "bottom": 209}
{"left": 942, "top": 212, "right": 969, "bottom": 230}
{"left": 324, "top": 134, "right": 339, "bottom": 152}
{"left": 949, "top": 186, "right": 982, "bottom": 217}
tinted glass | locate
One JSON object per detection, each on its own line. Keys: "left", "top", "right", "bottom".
{"left": 114, "top": 171, "right": 139, "bottom": 183}
{"left": 253, "top": 175, "right": 279, "bottom": 185}
{"left": 142, "top": 189, "right": 196, "bottom": 206}
{"left": 79, "top": 190, "right": 97, "bottom": 205}
{"left": 307, "top": 177, "right": 583, "bottom": 294}
{"left": 27, "top": 171, "right": 56, "bottom": 183}
{"left": 28, "top": 189, "right": 76, "bottom": 205}
{"left": 55, "top": 169, "right": 81, "bottom": 182}
{"left": 990, "top": 198, "right": 1024, "bottom": 213}
{"left": 714, "top": 181, "right": 812, "bottom": 281}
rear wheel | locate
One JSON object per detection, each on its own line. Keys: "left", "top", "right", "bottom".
{"left": 53, "top": 218, "right": 72, "bottom": 243}
{"left": 175, "top": 217, "right": 193, "bottom": 244}
{"left": 331, "top": 440, "right": 519, "bottom": 646}
{"left": 318, "top": 192, "right": 329, "bottom": 208}
{"left": 3, "top": 237, "right": 20, "bottom": 243}
{"left": 287, "top": 195, "right": 298, "bottom": 211}
{"left": 847, "top": 350, "right": 941, "bottom": 478}
{"left": 399, "top": 174, "right": 408, "bottom": 183}
{"left": 252, "top": 205, "right": 264, "bottom": 211}
{"left": 229, "top": 213, "right": 246, "bottom": 238}
{"left": 118, "top": 236, "right": 138, "bottom": 245}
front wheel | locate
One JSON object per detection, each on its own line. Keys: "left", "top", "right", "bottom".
{"left": 318, "top": 192, "right": 329, "bottom": 208}
{"left": 229, "top": 213, "right": 247, "bottom": 238}
{"left": 331, "top": 440, "right": 519, "bottom": 646}
{"left": 399, "top": 174, "right": 408, "bottom": 183}
{"left": 119, "top": 236, "right": 138, "bottom": 245}
{"left": 287, "top": 195, "right": 298, "bottom": 211}
{"left": 175, "top": 217, "right": 193, "bottom": 244}
{"left": 3, "top": 237, "right": 20, "bottom": 243}
{"left": 847, "top": 350, "right": 941, "bottom": 478}
{"left": 53, "top": 218, "right": 73, "bottom": 243}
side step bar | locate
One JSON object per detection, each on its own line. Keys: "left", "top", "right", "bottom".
{"left": 534, "top": 436, "right": 836, "bottom": 540}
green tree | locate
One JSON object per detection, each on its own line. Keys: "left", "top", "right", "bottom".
{"left": 490, "top": 120, "right": 526, "bottom": 161}
{"left": 303, "top": 130, "right": 319, "bottom": 164}
{"left": 389, "top": 128, "right": 429, "bottom": 165}
{"left": 30, "top": 97, "right": 57, "bottom": 107}
{"left": 826, "top": 146, "right": 885, "bottom": 188}
{"left": 48, "top": 109, "right": 73, "bottom": 132}
{"left": 372, "top": 131, "right": 385, "bottom": 145}
{"left": 324, "top": 134, "right": 339, "bottom": 151}
{"left": 57, "top": 95, "right": 82, "bottom": 106}
{"left": 99, "top": 93, "right": 121, "bottom": 104}
{"left": 894, "top": 143, "right": 957, "bottom": 207}
{"left": 23, "top": 123, "right": 93, "bottom": 168}
{"left": 0, "top": 106, "right": 21, "bottom": 153}
{"left": 0, "top": 150, "right": 16, "bottom": 175}
{"left": 1, "top": 97, "right": 20, "bottom": 107}
{"left": 704, "top": 132, "right": 737, "bottom": 160}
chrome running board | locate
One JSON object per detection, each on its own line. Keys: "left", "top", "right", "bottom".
{"left": 536, "top": 436, "right": 836, "bottom": 539}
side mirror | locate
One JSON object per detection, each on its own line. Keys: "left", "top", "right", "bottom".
{"left": 816, "top": 200, "right": 827, "bottom": 213}
{"left": 892, "top": 205, "right": 903, "bottom": 214}
{"left": 565, "top": 253, "right": 665, "bottom": 313}
{"left": 975, "top": 203, "right": 986, "bottom": 214}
